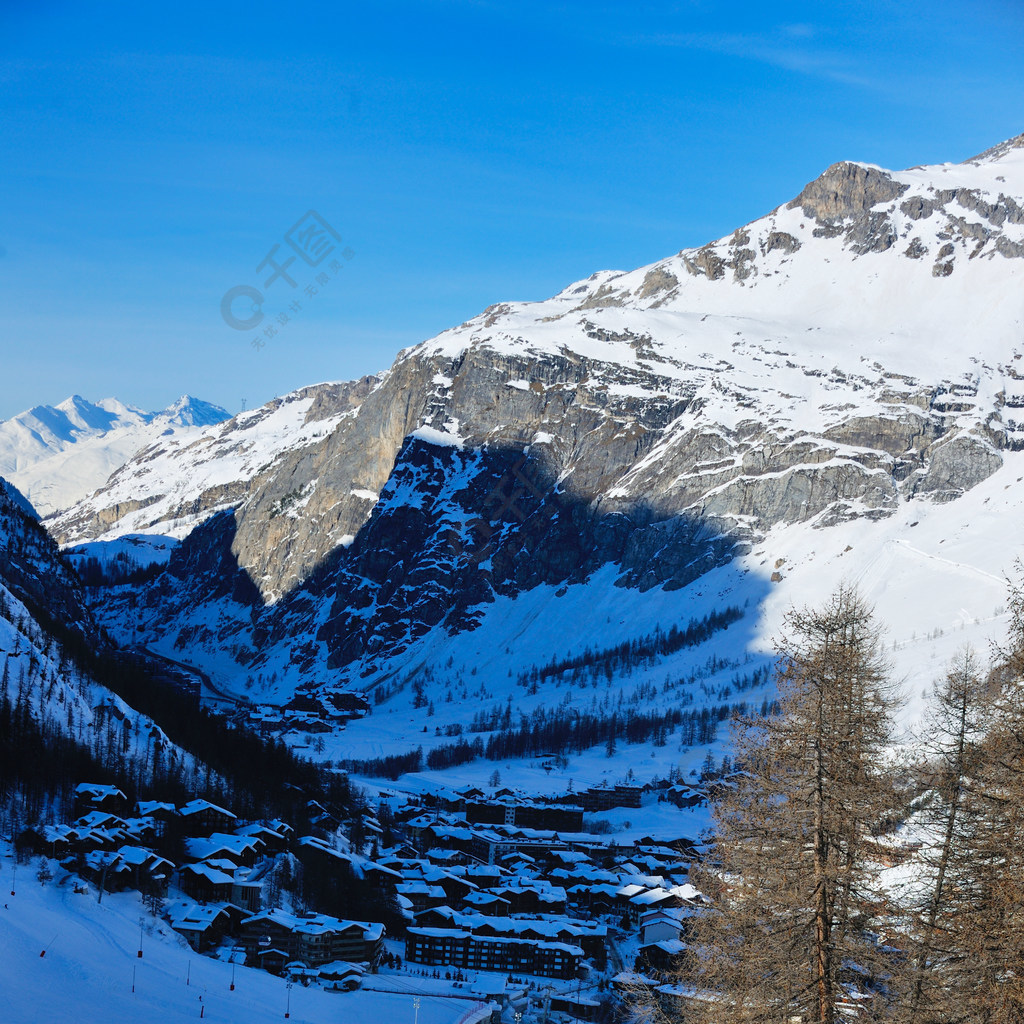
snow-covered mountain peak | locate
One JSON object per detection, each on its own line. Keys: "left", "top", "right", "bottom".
{"left": 963, "top": 130, "right": 1024, "bottom": 165}
{"left": 0, "top": 394, "right": 231, "bottom": 516}
{"left": 161, "top": 394, "right": 233, "bottom": 428}
{"left": 408, "top": 135, "right": 1024, "bottom": 456}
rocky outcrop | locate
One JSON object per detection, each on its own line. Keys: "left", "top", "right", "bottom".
{"left": 914, "top": 432, "right": 1005, "bottom": 501}
{"left": 788, "top": 161, "right": 908, "bottom": 221}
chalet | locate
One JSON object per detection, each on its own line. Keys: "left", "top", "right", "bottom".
{"left": 285, "top": 962, "right": 322, "bottom": 984}
{"left": 114, "top": 846, "right": 174, "bottom": 893}
{"left": 136, "top": 801, "right": 178, "bottom": 837}
{"left": 178, "top": 799, "right": 237, "bottom": 835}
{"left": 665, "top": 783, "right": 706, "bottom": 809}
{"left": 412, "top": 906, "right": 467, "bottom": 930}
{"left": 640, "top": 904, "right": 702, "bottom": 943}
{"left": 306, "top": 800, "right": 340, "bottom": 830}
{"left": 167, "top": 899, "right": 234, "bottom": 952}
{"left": 231, "top": 876, "right": 263, "bottom": 913}
{"left": 67, "top": 823, "right": 127, "bottom": 853}
{"left": 639, "top": 937, "right": 686, "bottom": 972}
{"left": 318, "top": 960, "right": 365, "bottom": 991}
{"left": 456, "top": 863, "right": 508, "bottom": 888}
{"left": 39, "top": 825, "right": 72, "bottom": 859}
{"left": 240, "top": 910, "right": 384, "bottom": 969}
{"left": 395, "top": 880, "right": 448, "bottom": 913}
{"left": 236, "top": 822, "right": 290, "bottom": 854}
{"left": 74, "top": 783, "right": 128, "bottom": 817}
{"left": 81, "top": 849, "right": 133, "bottom": 891}
{"left": 180, "top": 862, "right": 235, "bottom": 904}
{"left": 611, "top": 970, "right": 655, "bottom": 994}
{"left": 655, "top": 983, "right": 719, "bottom": 1018}
{"left": 266, "top": 819, "right": 295, "bottom": 843}
{"left": 283, "top": 693, "right": 323, "bottom": 718}
{"left": 567, "top": 882, "right": 620, "bottom": 915}
{"left": 424, "top": 847, "right": 470, "bottom": 867}
{"left": 324, "top": 690, "right": 370, "bottom": 722}
{"left": 418, "top": 824, "right": 476, "bottom": 858}
{"left": 423, "top": 866, "right": 476, "bottom": 904}
{"left": 119, "top": 816, "right": 158, "bottom": 844}
{"left": 550, "top": 849, "right": 595, "bottom": 869}
{"left": 496, "top": 851, "right": 537, "bottom": 874}
{"left": 294, "top": 836, "right": 401, "bottom": 890}
{"left": 625, "top": 886, "right": 689, "bottom": 926}
{"left": 256, "top": 949, "right": 290, "bottom": 974}
{"left": 549, "top": 865, "right": 621, "bottom": 889}
{"left": 461, "top": 892, "right": 511, "bottom": 917}
{"left": 487, "top": 882, "right": 567, "bottom": 916}
{"left": 550, "top": 994, "right": 600, "bottom": 1021}
{"left": 640, "top": 909, "right": 683, "bottom": 945}
{"left": 73, "top": 810, "right": 128, "bottom": 834}
{"left": 637, "top": 883, "right": 701, "bottom": 924}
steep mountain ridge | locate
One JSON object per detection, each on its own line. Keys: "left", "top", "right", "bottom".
{"left": 47, "top": 135, "right": 1024, "bottom": 764}
{"left": 0, "top": 474, "right": 204, "bottom": 797}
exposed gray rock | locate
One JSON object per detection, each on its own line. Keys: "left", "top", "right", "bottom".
{"left": 914, "top": 432, "right": 1003, "bottom": 501}
{"left": 788, "top": 161, "right": 909, "bottom": 221}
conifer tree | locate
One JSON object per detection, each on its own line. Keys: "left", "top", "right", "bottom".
{"left": 901, "top": 647, "right": 991, "bottom": 1024}
{"left": 930, "top": 570, "right": 1024, "bottom": 1023}
{"left": 678, "top": 586, "right": 900, "bottom": 1024}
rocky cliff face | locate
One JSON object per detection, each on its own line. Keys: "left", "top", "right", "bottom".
{"left": 53, "top": 134, "right": 1024, "bottom": 706}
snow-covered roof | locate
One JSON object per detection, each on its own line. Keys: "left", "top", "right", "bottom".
{"left": 75, "top": 783, "right": 126, "bottom": 801}
{"left": 179, "top": 799, "right": 236, "bottom": 820}
{"left": 185, "top": 832, "right": 260, "bottom": 861}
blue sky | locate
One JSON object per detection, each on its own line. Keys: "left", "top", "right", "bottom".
{"left": 2, "top": 0, "right": 1023, "bottom": 420}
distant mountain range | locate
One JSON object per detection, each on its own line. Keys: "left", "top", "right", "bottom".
{"left": 0, "top": 394, "right": 229, "bottom": 516}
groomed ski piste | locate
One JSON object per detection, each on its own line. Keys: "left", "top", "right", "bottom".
{"left": 0, "top": 841, "right": 487, "bottom": 1024}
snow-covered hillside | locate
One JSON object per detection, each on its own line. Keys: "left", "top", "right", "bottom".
{"left": 0, "top": 395, "right": 229, "bottom": 516}
{"left": 0, "top": 478, "right": 203, "bottom": 800}
{"left": 42, "top": 132, "right": 1024, "bottom": 782}
{"left": 0, "top": 849, "right": 469, "bottom": 1024}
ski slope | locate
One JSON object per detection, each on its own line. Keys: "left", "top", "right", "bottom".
{"left": 0, "top": 846, "right": 475, "bottom": 1024}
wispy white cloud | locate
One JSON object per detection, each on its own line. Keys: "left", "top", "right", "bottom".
{"left": 626, "top": 28, "right": 877, "bottom": 90}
